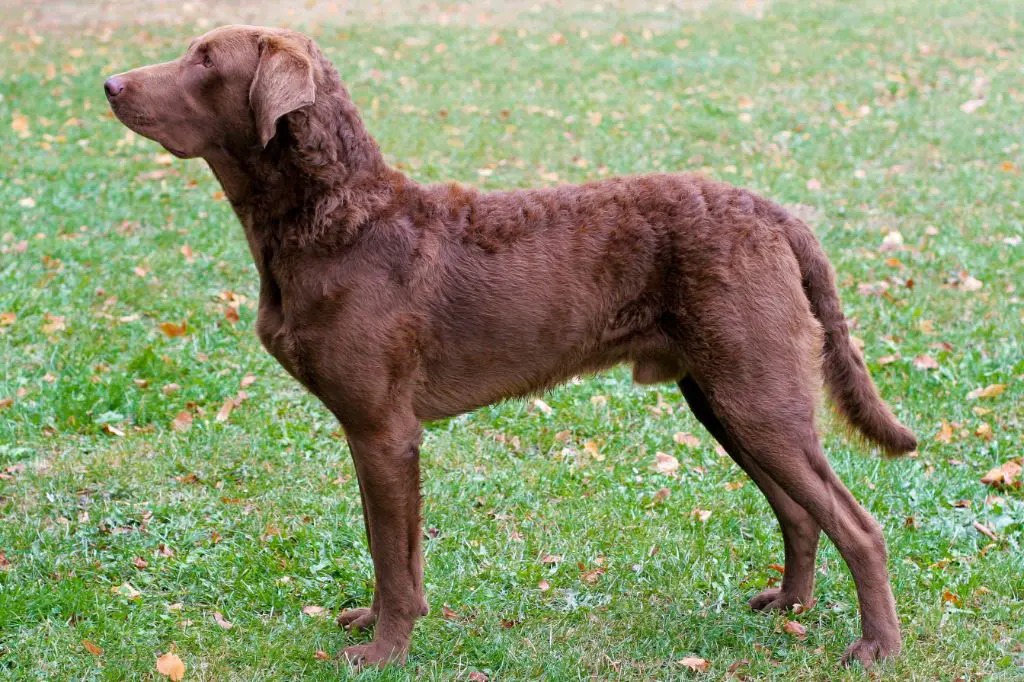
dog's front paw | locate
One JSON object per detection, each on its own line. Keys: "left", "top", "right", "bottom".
{"left": 748, "top": 587, "right": 811, "bottom": 612}
{"left": 840, "top": 635, "right": 901, "bottom": 668}
{"left": 342, "top": 641, "right": 407, "bottom": 669}
{"left": 337, "top": 607, "right": 377, "bottom": 631}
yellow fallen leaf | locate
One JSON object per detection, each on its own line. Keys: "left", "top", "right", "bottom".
{"left": 981, "top": 460, "right": 1021, "bottom": 488}
{"left": 82, "top": 639, "right": 103, "bottom": 656}
{"left": 678, "top": 656, "right": 710, "bottom": 672}
{"left": 966, "top": 384, "right": 1006, "bottom": 400}
{"left": 156, "top": 652, "right": 185, "bottom": 680}
{"left": 159, "top": 321, "right": 188, "bottom": 338}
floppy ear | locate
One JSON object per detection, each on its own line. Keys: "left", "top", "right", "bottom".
{"left": 249, "top": 35, "right": 316, "bottom": 147}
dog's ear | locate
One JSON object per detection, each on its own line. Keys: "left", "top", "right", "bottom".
{"left": 249, "top": 34, "right": 316, "bottom": 148}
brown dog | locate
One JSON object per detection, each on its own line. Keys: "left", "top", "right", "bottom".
{"left": 105, "top": 25, "right": 916, "bottom": 668}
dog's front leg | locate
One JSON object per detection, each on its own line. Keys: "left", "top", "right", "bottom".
{"left": 341, "top": 413, "right": 428, "bottom": 668}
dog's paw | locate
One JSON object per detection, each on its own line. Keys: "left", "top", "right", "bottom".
{"left": 337, "top": 607, "right": 377, "bottom": 631}
{"left": 839, "top": 636, "right": 901, "bottom": 668}
{"left": 748, "top": 587, "right": 810, "bottom": 612}
{"left": 342, "top": 641, "right": 407, "bottom": 669}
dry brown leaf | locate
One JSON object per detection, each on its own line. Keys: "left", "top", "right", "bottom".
{"left": 224, "top": 306, "right": 240, "bottom": 324}
{"left": 441, "top": 605, "right": 460, "bottom": 620}
{"left": 180, "top": 245, "right": 194, "bottom": 263}
{"left": 611, "top": 32, "right": 629, "bottom": 46}
{"left": 981, "top": 460, "right": 1021, "bottom": 489}
{"left": 724, "top": 480, "right": 745, "bottom": 491}
{"left": 0, "top": 398, "right": 13, "bottom": 410}
{"left": 678, "top": 656, "right": 710, "bottom": 672}
{"left": 156, "top": 652, "right": 185, "bottom": 681}
{"left": 540, "top": 553, "right": 562, "bottom": 564}
{"left": 171, "top": 411, "right": 193, "bottom": 433}
{"left": 652, "top": 486, "right": 671, "bottom": 503}
{"left": 975, "top": 423, "right": 993, "bottom": 441}
{"left": 941, "top": 590, "right": 960, "bottom": 606}
{"left": 160, "top": 321, "right": 188, "bottom": 338}
{"left": 162, "top": 383, "right": 181, "bottom": 395}
{"left": 691, "top": 509, "right": 712, "bottom": 523}
{"left": 103, "top": 423, "right": 125, "bottom": 437}
{"left": 580, "top": 566, "right": 606, "bottom": 584}
{"left": 0, "top": 552, "right": 9, "bottom": 570}
{"left": 913, "top": 355, "right": 939, "bottom": 370}
{"left": 877, "top": 354, "right": 900, "bottom": 365}
{"left": 973, "top": 521, "right": 998, "bottom": 541}
{"left": 468, "top": 673, "right": 489, "bottom": 682}
{"left": 314, "top": 650, "right": 330, "bottom": 660}
{"left": 934, "top": 422, "right": 955, "bottom": 444}
{"left": 0, "top": 312, "right": 15, "bottom": 326}
{"left": 82, "top": 639, "right": 103, "bottom": 656}
{"left": 240, "top": 373, "right": 256, "bottom": 388}
{"left": 133, "top": 556, "right": 149, "bottom": 570}
{"left": 783, "top": 620, "right": 807, "bottom": 638}
{"left": 302, "top": 605, "right": 327, "bottom": 617}
{"left": 654, "top": 452, "right": 680, "bottom": 474}
{"left": 537, "top": 579, "right": 550, "bottom": 591}
{"left": 532, "top": 398, "right": 553, "bottom": 415}
{"left": 967, "top": 384, "right": 1006, "bottom": 400}
{"left": 673, "top": 432, "right": 701, "bottom": 448}
{"left": 213, "top": 611, "right": 233, "bottom": 629}
{"left": 215, "top": 398, "right": 234, "bottom": 423}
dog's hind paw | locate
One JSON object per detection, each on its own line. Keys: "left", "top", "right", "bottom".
{"left": 840, "top": 636, "right": 901, "bottom": 668}
{"left": 748, "top": 587, "right": 811, "bottom": 612}
{"left": 342, "top": 641, "right": 407, "bottom": 669}
{"left": 337, "top": 607, "right": 377, "bottom": 631}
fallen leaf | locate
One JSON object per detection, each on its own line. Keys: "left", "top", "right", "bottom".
{"left": 941, "top": 590, "right": 960, "bottom": 606}
{"left": 102, "top": 423, "right": 125, "bottom": 437}
{"left": 468, "top": 673, "right": 489, "bottom": 682}
{"left": 960, "top": 274, "right": 984, "bottom": 291}
{"left": 935, "top": 421, "right": 955, "bottom": 444}
{"left": 580, "top": 566, "right": 606, "bottom": 584}
{"left": 223, "top": 307, "right": 240, "bottom": 324}
{"left": 538, "top": 579, "right": 551, "bottom": 591}
{"left": 240, "top": 374, "right": 256, "bottom": 388}
{"left": 966, "top": 384, "right": 1006, "bottom": 400}
{"left": 532, "top": 398, "right": 553, "bottom": 415}
{"left": 171, "top": 411, "right": 193, "bottom": 433}
{"left": 541, "top": 553, "right": 562, "bottom": 564}
{"left": 213, "top": 611, "right": 233, "bottom": 629}
{"left": 156, "top": 652, "right": 185, "bottom": 681}
{"left": 783, "top": 620, "right": 807, "bottom": 638}
{"left": 0, "top": 552, "right": 9, "bottom": 570}
{"left": 691, "top": 509, "right": 712, "bottom": 523}
{"left": 112, "top": 582, "right": 141, "bottom": 599}
{"left": 678, "top": 656, "right": 710, "bottom": 672}
{"left": 167, "top": 602, "right": 183, "bottom": 611}
{"left": 652, "top": 486, "right": 671, "bottom": 503}
{"left": 18, "top": 197, "right": 36, "bottom": 208}
{"left": 0, "top": 312, "right": 15, "bottom": 326}
{"left": 724, "top": 480, "right": 745, "bottom": 491}
{"left": 654, "top": 452, "right": 680, "bottom": 474}
{"left": 41, "top": 314, "right": 65, "bottom": 334}
{"left": 215, "top": 398, "right": 234, "bottom": 423}
{"left": 673, "top": 432, "right": 701, "bottom": 448}
{"left": 913, "top": 355, "right": 939, "bottom": 370}
{"left": 315, "top": 650, "right": 330, "bottom": 660}
{"left": 959, "top": 98, "right": 985, "bottom": 113}
{"left": 82, "top": 639, "right": 103, "bottom": 656}
{"left": 133, "top": 556, "right": 149, "bottom": 570}
{"left": 806, "top": 178, "right": 822, "bottom": 191}
{"left": 611, "top": 32, "right": 629, "bottom": 46}
{"left": 159, "top": 544, "right": 175, "bottom": 557}
{"left": 981, "top": 460, "right": 1021, "bottom": 489}
{"left": 877, "top": 354, "right": 900, "bottom": 365}
{"left": 974, "top": 422, "right": 993, "bottom": 441}
{"left": 162, "top": 383, "right": 181, "bottom": 395}
{"left": 302, "top": 605, "right": 327, "bottom": 617}
{"left": 973, "top": 521, "right": 998, "bottom": 541}
{"left": 0, "top": 398, "right": 12, "bottom": 410}
{"left": 159, "top": 321, "right": 188, "bottom": 337}
{"left": 180, "top": 245, "right": 194, "bottom": 263}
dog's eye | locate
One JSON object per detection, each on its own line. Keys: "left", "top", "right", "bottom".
{"left": 202, "top": 54, "right": 214, "bottom": 68}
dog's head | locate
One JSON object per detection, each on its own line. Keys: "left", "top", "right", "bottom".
{"left": 105, "top": 25, "right": 318, "bottom": 158}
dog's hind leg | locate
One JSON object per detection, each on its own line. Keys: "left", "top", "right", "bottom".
{"left": 678, "top": 375, "right": 820, "bottom": 611}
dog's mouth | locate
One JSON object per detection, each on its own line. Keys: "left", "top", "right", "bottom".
{"left": 110, "top": 105, "right": 192, "bottom": 159}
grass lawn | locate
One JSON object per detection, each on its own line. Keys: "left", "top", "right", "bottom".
{"left": 1, "top": 0, "right": 1021, "bottom": 679}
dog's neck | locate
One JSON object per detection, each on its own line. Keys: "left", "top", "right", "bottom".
{"left": 203, "top": 84, "right": 399, "bottom": 260}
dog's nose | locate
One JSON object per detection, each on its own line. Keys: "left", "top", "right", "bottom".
{"left": 104, "top": 76, "right": 125, "bottom": 98}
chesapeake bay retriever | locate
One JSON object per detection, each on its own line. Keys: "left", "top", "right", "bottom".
{"left": 105, "top": 25, "right": 917, "bottom": 668}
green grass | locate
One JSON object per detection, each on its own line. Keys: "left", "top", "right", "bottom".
{"left": 1, "top": 0, "right": 1022, "bottom": 679}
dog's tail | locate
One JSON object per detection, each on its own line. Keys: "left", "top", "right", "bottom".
{"left": 785, "top": 218, "right": 917, "bottom": 456}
